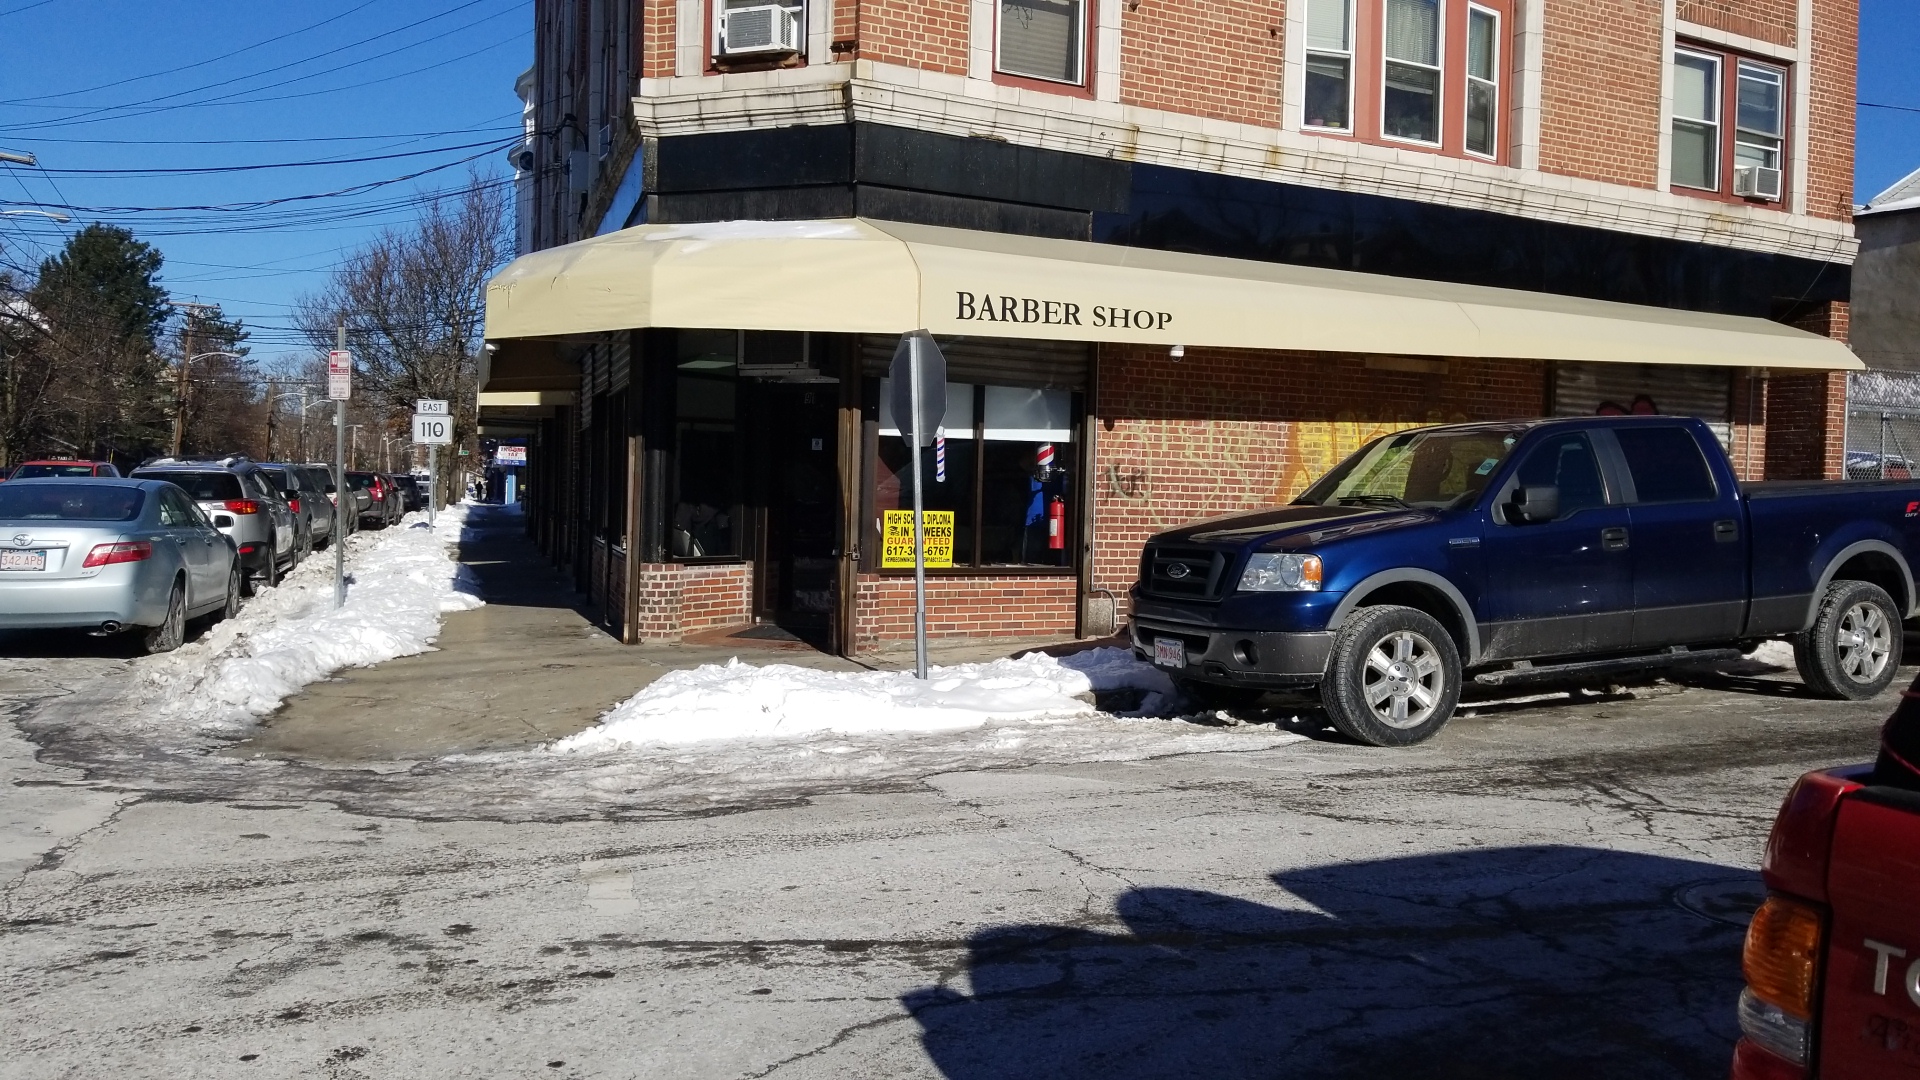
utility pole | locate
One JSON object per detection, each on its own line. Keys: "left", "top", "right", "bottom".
{"left": 171, "top": 301, "right": 216, "bottom": 457}
{"left": 264, "top": 379, "right": 277, "bottom": 458}
{"left": 333, "top": 324, "right": 347, "bottom": 610}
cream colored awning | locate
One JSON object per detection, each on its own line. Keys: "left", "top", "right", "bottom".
{"left": 484, "top": 217, "right": 1860, "bottom": 371}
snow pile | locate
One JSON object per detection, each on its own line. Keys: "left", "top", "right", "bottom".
{"left": 127, "top": 505, "right": 483, "bottom": 739}
{"left": 556, "top": 652, "right": 1098, "bottom": 750}
{"left": 1745, "top": 639, "right": 1797, "bottom": 669}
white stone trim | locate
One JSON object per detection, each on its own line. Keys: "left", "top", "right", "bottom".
{"left": 1509, "top": 0, "right": 1545, "bottom": 170}
{"left": 1093, "top": 0, "right": 1121, "bottom": 103}
{"left": 631, "top": 59, "right": 1857, "bottom": 262}
{"left": 807, "top": 0, "right": 831, "bottom": 66}
{"left": 1281, "top": 0, "right": 1307, "bottom": 132}
{"left": 1655, "top": 0, "right": 1677, "bottom": 191}
{"left": 1789, "top": 0, "right": 1813, "bottom": 216}
{"left": 970, "top": 0, "right": 995, "bottom": 80}
{"left": 675, "top": 0, "right": 704, "bottom": 78}
{"left": 1673, "top": 19, "right": 1798, "bottom": 61}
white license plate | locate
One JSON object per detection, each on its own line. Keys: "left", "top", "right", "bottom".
{"left": 0, "top": 549, "right": 46, "bottom": 571}
{"left": 1153, "top": 637, "right": 1187, "bottom": 669}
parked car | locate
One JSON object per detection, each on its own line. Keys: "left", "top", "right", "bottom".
{"left": 388, "top": 472, "right": 426, "bottom": 513}
{"left": 1132, "top": 415, "right": 1920, "bottom": 745}
{"left": 1728, "top": 681, "right": 1920, "bottom": 1079}
{"left": 10, "top": 460, "right": 121, "bottom": 478}
{"left": 0, "top": 478, "right": 239, "bottom": 652}
{"left": 346, "top": 471, "right": 399, "bottom": 529}
{"left": 130, "top": 456, "right": 296, "bottom": 594}
{"left": 304, "top": 463, "right": 360, "bottom": 539}
{"left": 256, "top": 462, "right": 336, "bottom": 554}
{"left": 1844, "top": 450, "right": 1916, "bottom": 481}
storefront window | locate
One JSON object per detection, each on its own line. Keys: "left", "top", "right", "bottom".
{"left": 875, "top": 382, "right": 1076, "bottom": 570}
{"left": 674, "top": 330, "right": 740, "bottom": 558}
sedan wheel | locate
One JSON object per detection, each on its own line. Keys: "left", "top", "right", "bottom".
{"left": 143, "top": 581, "right": 186, "bottom": 654}
{"left": 214, "top": 563, "right": 240, "bottom": 623}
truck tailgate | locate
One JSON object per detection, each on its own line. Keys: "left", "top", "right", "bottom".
{"left": 1818, "top": 789, "right": 1920, "bottom": 1075}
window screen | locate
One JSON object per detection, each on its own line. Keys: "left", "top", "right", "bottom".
{"left": 998, "top": 0, "right": 1083, "bottom": 84}
{"left": 1304, "top": 0, "right": 1352, "bottom": 131}
{"left": 1615, "top": 426, "right": 1718, "bottom": 503}
{"left": 1383, "top": 0, "right": 1441, "bottom": 143}
{"left": 1671, "top": 51, "right": 1720, "bottom": 190}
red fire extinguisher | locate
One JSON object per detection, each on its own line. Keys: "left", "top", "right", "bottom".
{"left": 1047, "top": 496, "right": 1066, "bottom": 550}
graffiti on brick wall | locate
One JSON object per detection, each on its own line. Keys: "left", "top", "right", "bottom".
{"left": 1279, "top": 413, "right": 1465, "bottom": 499}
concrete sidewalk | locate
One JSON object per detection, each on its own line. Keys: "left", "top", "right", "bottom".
{"left": 231, "top": 504, "right": 1084, "bottom": 763}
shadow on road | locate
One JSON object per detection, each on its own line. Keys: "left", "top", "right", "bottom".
{"left": 903, "top": 845, "right": 1752, "bottom": 1080}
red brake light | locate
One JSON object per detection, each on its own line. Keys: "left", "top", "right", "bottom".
{"left": 222, "top": 499, "right": 261, "bottom": 515}
{"left": 82, "top": 541, "right": 152, "bottom": 568}
{"left": 287, "top": 497, "right": 301, "bottom": 513}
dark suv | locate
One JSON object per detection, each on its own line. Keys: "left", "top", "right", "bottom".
{"left": 388, "top": 473, "right": 426, "bottom": 513}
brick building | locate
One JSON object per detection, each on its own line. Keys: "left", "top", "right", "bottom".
{"left": 481, "top": 0, "right": 1862, "bottom": 653}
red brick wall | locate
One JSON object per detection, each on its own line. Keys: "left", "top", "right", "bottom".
{"left": 854, "top": 575, "right": 1079, "bottom": 649}
{"left": 854, "top": 0, "right": 970, "bottom": 74}
{"left": 1119, "top": 0, "right": 1284, "bottom": 126}
{"left": 1537, "top": 0, "right": 1664, "bottom": 188}
{"left": 1676, "top": 0, "right": 1796, "bottom": 46}
{"left": 1804, "top": 0, "right": 1858, "bottom": 221}
{"left": 1090, "top": 346, "right": 1547, "bottom": 596}
{"left": 643, "top": 0, "right": 676, "bottom": 77}
{"left": 632, "top": 562, "right": 754, "bottom": 642}
{"left": 1764, "top": 370, "right": 1847, "bottom": 481}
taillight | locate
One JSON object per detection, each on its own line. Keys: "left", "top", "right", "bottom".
{"left": 1736, "top": 895, "right": 1824, "bottom": 1070}
{"left": 82, "top": 541, "right": 152, "bottom": 568}
{"left": 222, "top": 499, "right": 261, "bottom": 515}
{"left": 287, "top": 497, "right": 301, "bottom": 513}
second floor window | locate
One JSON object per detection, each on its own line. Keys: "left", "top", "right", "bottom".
{"left": 1305, "top": 0, "right": 1354, "bottom": 131}
{"left": 1383, "top": 0, "right": 1441, "bottom": 144}
{"left": 1464, "top": 5, "right": 1499, "bottom": 156}
{"left": 998, "top": 0, "right": 1085, "bottom": 85}
{"left": 1670, "top": 46, "right": 1787, "bottom": 202}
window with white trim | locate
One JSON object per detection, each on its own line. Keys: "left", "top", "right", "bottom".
{"left": 1734, "top": 60, "right": 1785, "bottom": 191}
{"left": 1463, "top": 5, "right": 1499, "bottom": 156}
{"left": 1382, "top": 0, "right": 1442, "bottom": 144}
{"left": 1304, "top": 0, "right": 1354, "bottom": 131}
{"left": 1670, "top": 49, "right": 1722, "bottom": 191}
{"left": 997, "top": 0, "right": 1086, "bottom": 85}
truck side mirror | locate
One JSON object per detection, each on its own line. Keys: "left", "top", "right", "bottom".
{"left": 1510, "top": 485, "right": 1561, "bottom": 524}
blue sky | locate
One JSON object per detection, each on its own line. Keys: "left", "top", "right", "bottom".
{"left": 0, "top": 0, "right": 531, "bottom": 366}
{"left": 0, "top": 0, "right": 1913, "bottom": 371}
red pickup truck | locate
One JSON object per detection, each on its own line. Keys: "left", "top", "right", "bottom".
{"left": 1734, "top": 681, "right": 1920, "bottom": 1078}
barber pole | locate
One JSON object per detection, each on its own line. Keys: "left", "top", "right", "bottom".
{"left": 1037, "top": 443, "right": 1054, "bottom": 472}
{"left": 935, "top": 428, "right": 946, "bottom": 483}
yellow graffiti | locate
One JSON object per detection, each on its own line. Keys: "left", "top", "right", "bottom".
{"left": 1278, "top": 412, "right": 1466, "bottom": 499}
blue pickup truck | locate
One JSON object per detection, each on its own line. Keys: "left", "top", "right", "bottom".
{"left": 1131, "top": 415, "right": 1920, "bottom": 746}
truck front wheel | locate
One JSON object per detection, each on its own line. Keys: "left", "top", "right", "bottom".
{"left": 1320, "top": 605, "right": 1462, "bottom": 746}
{"left": 1794, "top": 580, "right": 1903, "bottom": 700}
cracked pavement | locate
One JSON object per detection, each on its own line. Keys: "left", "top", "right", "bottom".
{"left": 0, "top": 625, "right": 1901, "bottom": 1077}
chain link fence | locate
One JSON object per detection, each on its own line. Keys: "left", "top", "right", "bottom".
{"left": 1846, "top": 372, "right": 1920, "bottom": 480}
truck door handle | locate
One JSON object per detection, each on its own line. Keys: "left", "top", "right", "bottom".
{"left": 1714, "top": 519, "right": 1739, "bottom": 543}
{"left": 1601, "top": 526, "right": 1630, "bottom": 551}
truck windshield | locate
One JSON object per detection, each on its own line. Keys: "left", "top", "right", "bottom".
{"left": 1296, "top": 427, "right": 1522, "bottom": 510}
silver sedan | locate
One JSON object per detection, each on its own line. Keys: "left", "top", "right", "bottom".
{"left": 0, "top": 478, "right": 240, "bottom": 652}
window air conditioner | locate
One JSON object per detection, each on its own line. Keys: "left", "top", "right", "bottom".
{"left": 1734, "top": 165, "right": 1783, "bottom": 201}
{"left": 720, "top": 4, "right": 801, "bottom": 55}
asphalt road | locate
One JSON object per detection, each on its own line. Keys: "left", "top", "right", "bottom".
{"left": 0, "top": 635, "right": 1896, "bottom": 1079}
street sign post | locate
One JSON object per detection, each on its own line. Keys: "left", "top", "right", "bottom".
{"left": 887, "top": 331, "right": 947, "bottom": 679}
{"left": 330, "top": 338, "right": 349, "bottom": 609}
{"left": 411, "top": 402, "right": 452, "bottom": 527}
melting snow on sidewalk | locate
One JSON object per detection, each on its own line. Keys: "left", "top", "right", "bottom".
{"left": 524, "top": 648, "right": 1305, "bottom": 806}
{"left": 123, "top": 505, "right": 483, "bottom": 744}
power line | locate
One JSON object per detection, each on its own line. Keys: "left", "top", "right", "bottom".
{"left": 34, "top": 136, "right": 522, "bottom": 176}
{"left": 1861, "top": 100, "right": 1920, "bottom": 116}
{"left": 2, "top": 0, "right": 384, "bottom": 104}
{"left": 9, "top": 120, "right": 519, "bottom": 147}
{"left": 0, "top": 0, "right": 57, "bottom": 17}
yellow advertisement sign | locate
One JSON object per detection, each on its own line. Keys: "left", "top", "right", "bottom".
{"left": 881, "top": 510, "right": 954, "bottom": 569}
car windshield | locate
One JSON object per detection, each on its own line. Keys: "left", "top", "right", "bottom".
{"left": 13, "top": 463, "right": 98, "bottom": 478}
{"left": 130, "top": 470, "right": 243, "bottom": 501}
{"left": 0, "top": 484, "right": 144, "bottom": 521}
{"left": 1296, "top": 427, "right": 1523, "bottom": 510}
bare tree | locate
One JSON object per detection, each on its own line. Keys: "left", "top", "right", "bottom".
{"left": 296, "top": 173, "right": 509, "bottom": 488}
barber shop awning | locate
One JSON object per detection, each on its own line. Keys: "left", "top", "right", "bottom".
{"left": 483, "top": 217, "right": 1860, "bottom": 372}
